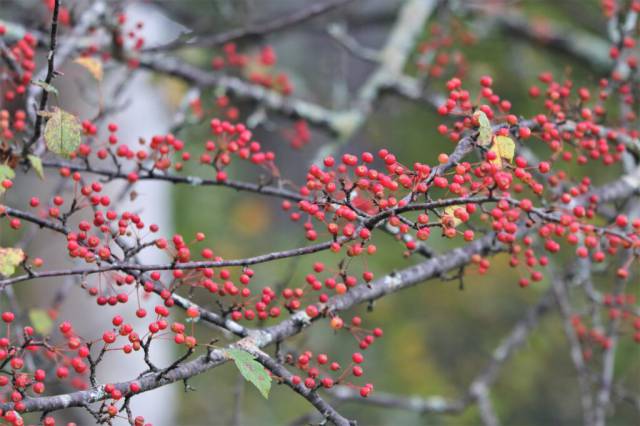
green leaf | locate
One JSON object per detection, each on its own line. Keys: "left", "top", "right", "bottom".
{"left": 0, "top": 164, "right": 15, "bottom": 194}
{"left": 225, "top": 348, "right": 271, "bottom": 399}
{"left": 475, "top": 111, "right": 492, "bottom": 147}
{"left": 43, "top": 108, "right": 82, "bottom": 157}
{"left": 32, "top": 80, "right": 59, "bottom": 96}
{"left": 27, "top": 155, "right": 44, "bottom": 180}
{"left": 0, "top": 247, "right": 24, "bottom": 277}
{"left": 28, "top": 309, "right": 53, "bottom": 334}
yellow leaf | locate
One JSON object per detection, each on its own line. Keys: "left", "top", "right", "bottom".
{"left": 156, "top": 76, "right": 188, "bottom": 108}
{"left": 74, "top": 57, "right": 103, "bottom": 81}
{"left": 489, "top": 135, "right": 516, "bottom": 168}
{"left": 0, "top": 247, "right": 24, "bottom": 277}
{"left": 442, "top": 205, "right": 462, "bottom": 227}
{"left": 494, "top": 135, "right": 516, "bottom": 162}
{"left": 474, "top": 111, "right": 492, "bottom": 146}
{"left": 231, "top": 199, "right": 271, "bottom": 236}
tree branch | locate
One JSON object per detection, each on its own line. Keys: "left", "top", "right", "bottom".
{"left": 146, "top": 0, "right": 357, "bottom": 52}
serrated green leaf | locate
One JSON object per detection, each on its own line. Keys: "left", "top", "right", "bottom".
{"left": 28, "top": 309, "right": 53, "bottom": 334}
{"left": 27, "top": 155, "right": 44, "bottom": 180}
{"left": 0, "top": 247, "right": 24, "bottom": 277}
{"left": 43, "top": 108, "right": 82, "bottom": 157}
{"left": 0, "top": 164, "right": 15, "bottom": 194}
{"left": 32, "top": 80, "right": 59, "bottom": 96}
{"left": 225, "top": 348, "right": 271, "bottom": 399}
{"left": 475, "top": 111, "right": 492, "bottom": 147}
